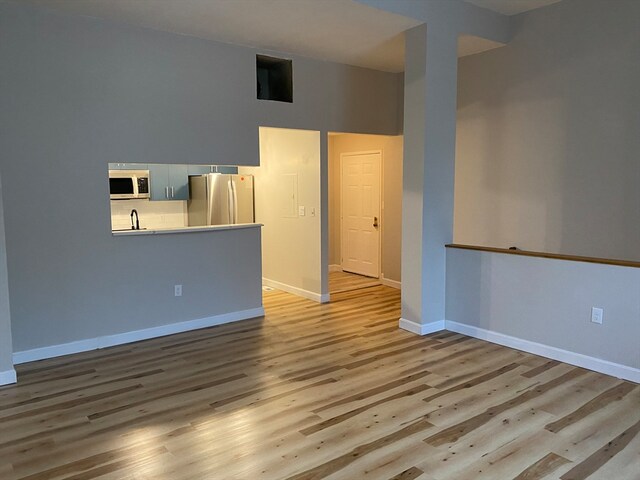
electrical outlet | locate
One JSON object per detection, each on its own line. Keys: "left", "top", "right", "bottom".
{"left": 591, "top": 307, "right": 603, "bottom": 324}
{"left": 298, "top": 206, "right": 305, "bottom": 216}
{"left": 174, "top": 284, "right": 182, "bottom": 297}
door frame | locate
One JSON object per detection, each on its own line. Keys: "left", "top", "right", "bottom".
{"left": 339, "top": 150, "right": 383, "bottom": 279}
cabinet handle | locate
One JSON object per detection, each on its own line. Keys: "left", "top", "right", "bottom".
{"left": 165, "top": 187, "right": 169, "bottom": 199}
{"left": 170, "top": 186, "right": 174, "bottom": 198}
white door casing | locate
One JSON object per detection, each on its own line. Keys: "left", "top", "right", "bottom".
{"left": 340, "top": 151, "right": 381, "bottom": 278}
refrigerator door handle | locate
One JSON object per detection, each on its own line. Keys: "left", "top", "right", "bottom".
{"left": 230, "top": 178, "right": 238, "bottom": 223}
{"left": 227, "top": 179, "right": 234, "bottom": 224}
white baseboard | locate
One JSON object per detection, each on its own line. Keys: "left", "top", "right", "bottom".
{"left": 399, "top": 318, "right": 445, "bottom": 335}
{"left": 263, "top": 277, "right": 325, "bottom": 303}
{"left": 14, "top": 338, "right": 99, "bottom": 364}
{"left": 395, "top": 316, "right": 639, "bottom": 383}
{"left": 445, "top": 321, "right": 640, "bottom": 384}
{"left": 13, "top": 307, "right": 265, "bottom": 365}
{"left": 97, "top": 307, "right": 265, "bottom": 349}
{"left": 381, "top": 275, "right": 401, "bottom": 290}
{"left": 329, "top": 264, "right": 342, "bottom": 273}
{"left": 0, "top": 369, "right": 17, "bottom": 386}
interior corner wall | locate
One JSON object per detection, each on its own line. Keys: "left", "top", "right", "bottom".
{"left": 454, "top": 0, "right": 640, "bottom": 261}
{"left": 0, "top": 173, "right": 14, "bottom": 376}
{"left": 241, "top": 128, "right": 322, "bottom": 298}
{"left": 328, "top": 134, "right": 403, "bottom": 283}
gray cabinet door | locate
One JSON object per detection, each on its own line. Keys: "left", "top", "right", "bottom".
{"left": 188, "top": 165, "right": 212, "bottom": 176}
{"left": 216, "top": 166, "right": 238, "bottom": 174}
{"left": 170, "top": 165, "right": 189, "bottom": 200}
{"left": 149, "top": 164, "right": 170, "bottom": 200}
{"left": 149, "top": 164, "right": 190, "bottom": 201}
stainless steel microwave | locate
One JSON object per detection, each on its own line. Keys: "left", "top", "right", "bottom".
{"left": 109, "top": 170, "right": 150, "bottom": 200}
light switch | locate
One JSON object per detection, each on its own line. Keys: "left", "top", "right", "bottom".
{"left": 298, "top": 206, "right": 305, "bottom": 216}
{"left": 310, "top": 207, "right": 316, "bottom": 217}
{"left": 591, "top": 307, "right": 603, "bottom": 324}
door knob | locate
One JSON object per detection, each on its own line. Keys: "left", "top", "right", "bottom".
{"left": 373, "top": 216, "right": 379, "bottom": 227}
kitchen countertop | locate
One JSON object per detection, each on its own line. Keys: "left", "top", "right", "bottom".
{"left": 112, "top": 223, "right": 263, "bottom": 236}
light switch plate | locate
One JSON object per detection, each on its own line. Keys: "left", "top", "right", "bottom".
{"left": 591, "top": 307, "right": 603, "bottom": 324}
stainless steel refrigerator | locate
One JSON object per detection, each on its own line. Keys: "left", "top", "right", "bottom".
{"left": 187, "top": 174, "right": 255, "bottom": 226}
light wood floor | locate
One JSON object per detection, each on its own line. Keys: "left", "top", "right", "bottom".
{"left": 329, "top": 270, "right": 381, "bottom": 294}
{"left": 1, "top": 286, "right": 639, "bottom": 479}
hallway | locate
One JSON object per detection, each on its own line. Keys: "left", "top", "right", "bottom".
{"left": 328, "top": 270, "right": 382, "bottom": 294}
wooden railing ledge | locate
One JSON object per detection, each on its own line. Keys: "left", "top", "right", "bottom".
{"left": 445, "top": 244, "right": 640, "bottom": 269}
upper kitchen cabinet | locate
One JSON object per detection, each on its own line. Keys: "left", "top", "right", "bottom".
{"left": 170, "top": 165, "right": 189, "bottom": 200}
{"left": 216, "top": 166, "right": 239, "bottom": 174}
{"left": 149, "top": 164, "right": 189, "bottom": 201}
{"left": 188, "top": 165, "right": 238, "bottom": 175}
{"left": 188, "top": 165, "right": 213, "bottom": 176}
{"left": 109, "top": 163, "right": 148, "bottom": 170}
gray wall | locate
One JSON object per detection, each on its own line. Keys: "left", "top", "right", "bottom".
{"left": 446, "top": 248, "right": 640, "bottom": 370}
{"left": 0, "top": 174, "right": 14, "bottom": 373}
{"left": 455, "top": 0, "right": 640, "bottom": 261}
{"left": 0, "top": 3, "right": 402, "bottom": 353}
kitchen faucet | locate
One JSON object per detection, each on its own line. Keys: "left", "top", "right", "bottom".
{"left": 130, "top": 209, "right": 140, "bottom": 230}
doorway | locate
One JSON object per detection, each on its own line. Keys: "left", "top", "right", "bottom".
{"left": 240, "top": 127, "right": 324, "bottom": 303}
{"left": 328, "top": 133, "right": 403, "bottom": 295}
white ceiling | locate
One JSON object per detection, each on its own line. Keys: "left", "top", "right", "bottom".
{"left": 464, "top": 0, "right": 562, "bottom": 16}
{"left": 12, "top": 0, "right": 559, "bottom": 72}
{"left": 15, "top": 0, "right": 418, "bottom": 72}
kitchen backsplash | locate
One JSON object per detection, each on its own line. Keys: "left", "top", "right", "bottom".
{"left": 110, "top": 199, "right": 186, "bottom": 230}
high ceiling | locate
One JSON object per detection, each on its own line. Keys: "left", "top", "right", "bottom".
{"left": 11, "top": 0, "right": 560, "bottom": 72}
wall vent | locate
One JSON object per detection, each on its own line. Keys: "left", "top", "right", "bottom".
{"left": 256, "top": 54, "right": 293, "bottom": 103}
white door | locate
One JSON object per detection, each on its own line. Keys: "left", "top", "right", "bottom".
{"left": 341, "top": 152, "right": 381, "bottom": 278}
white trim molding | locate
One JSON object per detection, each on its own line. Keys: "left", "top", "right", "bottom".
{"left": 263, "top": 278, "right": 326, "bottom": 303}
{"left": 396, "top": 316, "right": 639, "bottom": 383}
{"left": 13, "top": 307, "right": 265, "bottom": 365}
{"left": 381, "top": 275, "right": 401, "bottom": 290}
{"left": 0, "top": 369, "right": 17, "bottom": 386}
{"left": 399, "top": 318, "right": 445, "bottom": 335}
{"left": 445, "top": 321, "right": 640, "bottom": 384}
{"left": 329, "top": 264, "right": 342, "bottom": 273}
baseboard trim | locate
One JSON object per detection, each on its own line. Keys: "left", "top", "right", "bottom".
{"left": 445, "top": 321, "right": 640, "bottom": 384}
{"left": 13, "top": 307, "right": 265, "bottom": 365}
{"left": 381, "top": 275, "right": 401, "bottom": 290}
{"left": 0, "top": 369, "right": 17, "bottom": 386}
{"left": 399, "top": 318, "right": 445, "bottom": 335}
{"left": 329, "top": 264, "right": 342, "bottom": 273}
{"left": 262, "top": 278, "right": 324, "bottom": 303}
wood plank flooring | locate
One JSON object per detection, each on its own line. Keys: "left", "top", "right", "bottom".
{"left": 329, "top": 271, "right": 381, "bottom": 294}
{"left": 1, "top": 286, "right": 639, "bottom": 479}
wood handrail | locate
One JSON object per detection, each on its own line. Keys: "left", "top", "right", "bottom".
{"left": 445, "top": 244, "right": 640, "bottom": 269}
